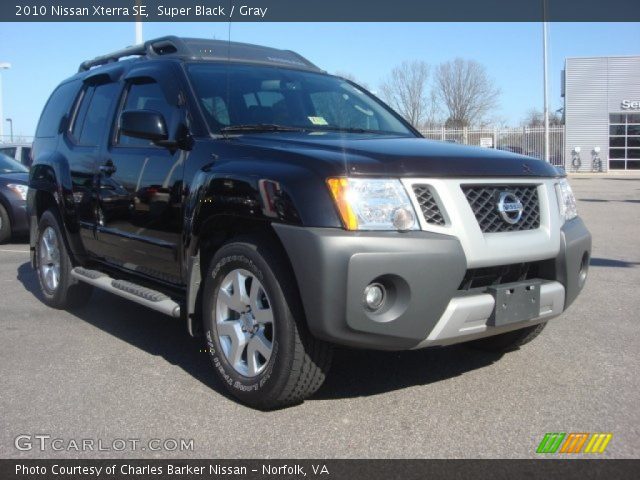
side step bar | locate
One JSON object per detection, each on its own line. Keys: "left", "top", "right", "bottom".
{"left": 71, "top": 267, "right": 181, "bottom": 318}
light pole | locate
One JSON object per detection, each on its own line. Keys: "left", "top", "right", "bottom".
{"left": 135, "top": 0, "right": 143, "bottom": 44}
{"left": 0, "top": 62, "right": 11, "bottom": 143}
{"left": 6, "top": 118, "right": 13, "bottom": 142}
{"left": 542, "top": 1, "right": 550, "bottom": 163}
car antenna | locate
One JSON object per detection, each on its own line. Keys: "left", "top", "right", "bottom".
{"left": 220, "top": 16, "right": 232, "bottom": 140}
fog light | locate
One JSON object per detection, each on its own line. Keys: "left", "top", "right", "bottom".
{"left": 579, "top": 252, "right": 589, "bottom": 287}
{"left": 363, "top": 283, "right": 386, "bottom": 311}
{"left": 392, "top": 207, "right": 415, "bottom": 231}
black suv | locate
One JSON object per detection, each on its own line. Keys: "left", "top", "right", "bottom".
{"left": 28, "top": 37, "right": 591, "bottom": 409}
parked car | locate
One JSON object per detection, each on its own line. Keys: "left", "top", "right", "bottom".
{"left": 0, "top": 153, "right": 29, "bottom": 242}
{"left": 0, "top": 143, "right": 32, "bottom": 168}
{"left": 27, "top": 37, "right": 591, "bottom": 409}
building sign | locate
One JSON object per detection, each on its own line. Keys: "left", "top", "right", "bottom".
{"left": 480, "top": 137, "right": 494, "bottom": 148}
{"left": 621, "top": 100, "right": 640, "bottom": 110}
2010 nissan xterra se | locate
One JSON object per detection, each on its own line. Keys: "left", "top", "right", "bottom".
{"left": 28, "top": 37, "right": 591, "bottom": 409}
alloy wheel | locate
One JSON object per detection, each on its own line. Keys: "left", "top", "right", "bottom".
{"left": 39, "top": 226, "right": 61, "bottom": 292}
{"left": 215, "top": 268, "right": 275, "bottom": 377}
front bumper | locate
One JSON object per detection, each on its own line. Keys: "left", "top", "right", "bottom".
{"left": 273, "top": 217, "right": 591, "bottom": 350}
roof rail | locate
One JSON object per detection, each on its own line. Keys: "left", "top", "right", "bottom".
{"left": 78, "top": 36, "right": 323, "bottom": 73}
{"left": 78, "top": 36, "right": 188, "bottom": 72}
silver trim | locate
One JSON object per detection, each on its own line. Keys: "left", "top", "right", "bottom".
{"left": 402, "top": 178, "right": 562, "bottom": 268}
{"left": 412, "top": 280, "right": 565, "bottom": 349}
{"left": 70, "top": 268, "right": 181, "bottom": 318}
{"left": 496, "top": 191, "right": 524, "bottom": 224}
{"left": 39, "top": 226, "right": 61, "bottom": 292}
{"left": 215, "top": 268, "right": 275, "bottom": 378}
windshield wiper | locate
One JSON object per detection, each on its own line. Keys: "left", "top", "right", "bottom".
{"left": 309, "top": 126, "right": 390, "bottom": 134}
{"left": 219, "top": 124, "right": 401, "bottom": 137}
{"left": 220, "top": 124, "right": 308, "bottom": 134}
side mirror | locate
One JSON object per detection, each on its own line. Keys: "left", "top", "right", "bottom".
{"left": 120, "top": 110, "right": 168, "bottom": 142}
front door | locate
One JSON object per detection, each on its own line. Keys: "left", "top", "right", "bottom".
{"left": 95, "top": 77, "right": 185, "bottom": 284}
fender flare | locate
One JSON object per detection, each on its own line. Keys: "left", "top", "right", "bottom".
{"left": 28, "top": 152, "right": 87, "bottom": 263}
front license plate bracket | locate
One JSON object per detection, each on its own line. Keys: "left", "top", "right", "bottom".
{"left": 488, "top": 280, "right": 542, "bottom": 326}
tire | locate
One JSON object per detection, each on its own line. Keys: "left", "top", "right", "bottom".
{"left": 571, "top": 155, "right": 581, "bottom": 171}
{"left": 203, "top": 236, "right": 333, "bottom": 410}
{"left": 465, "top": 322, "right": 547, "bottom": 353}
{"left": 593, "top": 159, "right": 602, "bottom": 173}
{"left": 0, "top": 204, "right": 11, "bottom": 243}
{"left": 35, "top": 209, "right": 93, "bottom": 309}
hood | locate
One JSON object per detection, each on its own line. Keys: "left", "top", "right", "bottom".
{"left": 0, "top": 172, "right": 29, "bottom": 184}
{"left": 226, "top": 133, "right": 560, "bottom": 178}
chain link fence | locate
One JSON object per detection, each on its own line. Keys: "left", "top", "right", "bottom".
{"left": 419, "top": 126, "right": 565, "bottom": 166}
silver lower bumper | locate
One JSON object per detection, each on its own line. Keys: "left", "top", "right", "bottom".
{"left": 412, "top": 281, "right": 565, "bottom": 348}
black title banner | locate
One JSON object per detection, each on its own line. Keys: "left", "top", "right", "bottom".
{"left": 3, "top": 0, "right": 640, "bottom": 22}
{"left": 1, "top": 459, "right": 639, "bottom": 480}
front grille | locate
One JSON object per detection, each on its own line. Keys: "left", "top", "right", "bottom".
{"left": 462, "top": 184, "right": 540, "bottom": 233}
{"left": 412, "top": 185, "right": 446, "bottom": 226}
{"left": 458, "top": 261, "right": 550, "bottom": 290}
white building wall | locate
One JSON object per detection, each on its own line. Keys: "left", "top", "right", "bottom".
{"left": 565, "top": 56, "right": 640, "bottom": 172}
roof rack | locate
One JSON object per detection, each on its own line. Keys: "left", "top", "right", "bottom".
{"left": 78, "top": 36, "right": 323, "bottom": 73}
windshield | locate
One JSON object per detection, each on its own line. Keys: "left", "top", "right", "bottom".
{"left": 187, "top": 64, "right": 416, "bottom": 136}
{"left": 0, "top": 153, "right": 28, "bottom": 174}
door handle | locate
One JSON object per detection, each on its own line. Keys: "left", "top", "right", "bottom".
{"left": 100, "top": 162, "right": 116, "bottom": 175}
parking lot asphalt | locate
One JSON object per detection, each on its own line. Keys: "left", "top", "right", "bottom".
{"left": 0, "top": 176, "right": 638, "bottom": 459}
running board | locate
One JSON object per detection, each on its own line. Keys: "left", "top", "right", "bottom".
{"left": 71, "top": 267, "right": 181, "bottom": 318}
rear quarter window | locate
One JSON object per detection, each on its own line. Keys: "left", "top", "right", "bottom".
{"left": 0, "top": 147, "right": 17, "bottom": 158}
{"left": 71, "top": 82, "right": 120, "bottom": 146}
{"left": 35, "top": 80, "right": 81, "bottom": 138}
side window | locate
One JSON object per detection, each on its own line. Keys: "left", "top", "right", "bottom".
{"left": 35, "top": 81, "right": 81, "bottom": 138}
{"left": 72, "top": 83, "right": 120, "bottom": 146}
{"left": 70, "top": 86, "right": 94, "bottom": 141}
{"left": 118, "top": 81, "right": 174, "bottom": 146}
{"left": 201, "top": 96, "right": 230, "bottom": 126}
{"left": 20, "top": 147, "right": 32, "bottom": 166}
{"left": 0, "top": 147, "right": 17, "bottom": 158}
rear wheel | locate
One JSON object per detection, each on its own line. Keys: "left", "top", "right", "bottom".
{"left": 466, "top": 322, "right": 547, "bottom": 352}
{"left": 0, "top": 204, "right": 11, "bottom": 243}
{"left": 35, "top": 210, "right": 93, "bottom": 309}
{"left": 203, "top": 236, "right": 332, "bottom": 409}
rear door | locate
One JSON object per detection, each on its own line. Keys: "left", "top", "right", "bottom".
{"left": 92, "top": 69, "right": 185, "bottom": 284}
{"left": 62, "top": 78, "right": 121, "bottom": 254}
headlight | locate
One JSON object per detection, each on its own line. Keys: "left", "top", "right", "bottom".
{"left": 327, "top": 178, "right": 418, "bottom": 231}
{"left": 555, "top": 178, "right": 577, "bottom": 222}
{"left": 7, "top": 184, "right": 28, "bottom": 201}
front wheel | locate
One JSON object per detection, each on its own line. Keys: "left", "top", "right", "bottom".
{"left": 203, "top": 236, "right": 332, "bottom": 409}
{"left": 35, "top": 210, "right": 93, "bottom": 309}
{"left": 0, "top": 204, "right": 11, "bottom": 243}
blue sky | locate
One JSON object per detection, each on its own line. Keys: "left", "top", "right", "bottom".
{"left": 0, "top": 22, "right": 638, "bottom": 137}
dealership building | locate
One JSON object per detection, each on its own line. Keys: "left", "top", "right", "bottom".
{"left": 563, "top": 55, "right": 640, "bottom": 171}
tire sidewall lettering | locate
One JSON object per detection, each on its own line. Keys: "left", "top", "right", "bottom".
{"left": 206, "top": 251, "right": 278, "bottom": 393}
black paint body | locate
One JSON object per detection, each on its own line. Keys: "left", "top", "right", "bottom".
{"left": 27, "top": 50, "right": 572, "bottom": 349}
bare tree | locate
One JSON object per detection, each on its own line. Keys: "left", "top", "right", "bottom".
{"left": 434, "top": 58, "right": 501, "bottom": 128}
{"left": 379, "top": 61, "right": 433, "bottom": 128}
{"left": 522, "top": 108, "right": 563, "bottom": 127}
{"left": 422, "top": 90, "right": 443, "bottom": 129}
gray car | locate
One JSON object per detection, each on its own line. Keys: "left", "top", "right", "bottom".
{"left": 0, "top": 143, "right": 32, "bottom": 168}
{"left": 0, "top": 153, "right": 29, "bottom": 242}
